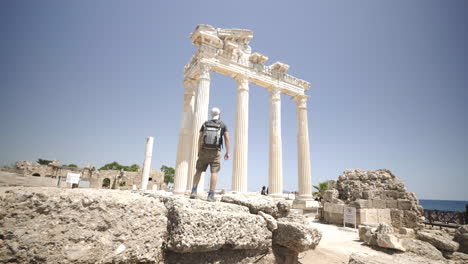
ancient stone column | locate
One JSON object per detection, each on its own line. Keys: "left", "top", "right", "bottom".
{"left": 268, "top": 87, "right": 283, "bottom": 197}
{"left": 186, "top": 64, "right": 212, "bottom": 191}
{"left": 173, "top": 79, "right": 196, "bottom": 194}
{"left": 140, "top": 136, "right": 154, "bottom": 191}
{"left": 232, "top": 75, "right": 249, "bottom": 193}
{"left": 295, "top": 95, "right": 313, "bottom": 200}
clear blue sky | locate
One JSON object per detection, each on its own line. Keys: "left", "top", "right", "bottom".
{"left": 1, "top": 1, "right": 467, "bottom": 200}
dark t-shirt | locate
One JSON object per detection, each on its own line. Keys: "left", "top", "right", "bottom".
{"left": 200, "top": 119, "right": 228, "bottom": 150}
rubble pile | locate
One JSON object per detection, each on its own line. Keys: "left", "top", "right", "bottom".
{"left": 323, "top": 169, "right": 424, "bottom": 228}
{"left": 0, "top": 187, "right": 322, "bottom": 264}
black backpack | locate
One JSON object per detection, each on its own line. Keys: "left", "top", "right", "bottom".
{"left": 202, "top": 120, "right": 222, "bottom": 149}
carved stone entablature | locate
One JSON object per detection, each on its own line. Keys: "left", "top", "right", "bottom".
{"left": 249, "top": 53, "right": 269, "bottom": 65}
{"left": 184, "top": 25, "right": 311, "bottom": 94}
{"left": 217, "top": 28, "right": 253, "bottom": 44}
{"left": 270, "top": 62, "right": 290, "bottom": 73}
{"left": 190, "top": 25, "right": 223, "bottom": 48}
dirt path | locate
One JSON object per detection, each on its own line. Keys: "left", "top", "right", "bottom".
{"left": 299, "top": 220, "right": 387, "bottom": 264}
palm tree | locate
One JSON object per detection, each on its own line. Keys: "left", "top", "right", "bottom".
{"left": 313, "top": 181, "right": 330, "bottom": 198}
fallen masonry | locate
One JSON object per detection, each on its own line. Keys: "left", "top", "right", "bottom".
{"left": 323, "top": 169, "right": 425, "bottom": 229}
{"left": 0, "top": 187, "right": 322, "bottom": 264}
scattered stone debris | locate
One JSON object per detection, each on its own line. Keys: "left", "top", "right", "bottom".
{"left": 454, "top": 225, "right": 468, "bottom": 254}
{"left": 0, "top": 187, "right": 322, "bottom": 263}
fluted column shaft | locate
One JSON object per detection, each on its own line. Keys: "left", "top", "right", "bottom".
{"left": 295, "top": 95, "right": 313, "bottom": 200}
{"left": 140, "top": 136, "right": 154, "bottom": 191}
{"left": 232, "top": 75, "right": 249, "bottom": 192}
{"left": 268, "top": 88, "right": 283, "bottom": 197}
{"left": 186, "top": 64, "right": 212, "bottom": 191}
{"left": 173, "top": 80, "right": 195, "bottom": 194}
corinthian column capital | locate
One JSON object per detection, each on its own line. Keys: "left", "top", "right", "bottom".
{"left": 270, "top": 87, "right": 281, "bottom": 102}
{"left": 234, "top": 75, "right": 249, "bottom": 92}
{"left": 198, "top": 63, "right": 213, "bottom": 80}
{"left": 294, "top": 94, "right": 310, "bottom": 109}
{"left": 183, "top": 78, "right": 197, "bottom": 95}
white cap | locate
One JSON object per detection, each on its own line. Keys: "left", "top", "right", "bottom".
{"left": 211, "top": 107, "right": 220, "bottom": 120}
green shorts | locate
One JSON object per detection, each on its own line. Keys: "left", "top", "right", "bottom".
{"left": 196, "top": 148, "right": 221, "bottom": 173}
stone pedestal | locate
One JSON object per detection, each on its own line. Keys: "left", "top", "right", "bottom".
{"left": 140, "top": 136, "right": 154, "bottom": 191}
{"left": 295, "top": 95, "right": 313, "bottom": 200}
{"left": 173, "top": 80, "right": 196, "bottom": 194}
{"left": 186, "top": 64, "right": 212, "bottom": 191}
{"left": 231, "top": 75, "right": 249, "bottom": 193}
{"left": 292, "top": 200, "right": 320, "bottom": 210}
{"left": 268, "top": 88, "right": 283, "bottom": 198}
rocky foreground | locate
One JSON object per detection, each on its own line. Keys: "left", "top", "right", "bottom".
{"left": 0, "top": 187, "right": 321, "bottom": 264}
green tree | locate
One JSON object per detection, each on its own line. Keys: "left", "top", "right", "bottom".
{"left": 160, "top": 165, "right": 175, "bottom": 184}
{"left": 127, "top": 164, "right": 140, "bottom": 172}
{"left": 100, "top": 162, "right": 140, "bottom": 172}
{"left": 37, "top": 159, "right": 53, "bottom": 165}
{"left": 313, "top": 181, "right": 330, "bottom": 198}
{"left": 100, "top": 161, "right": 122, "bottom": 171}
{"left": 66, "top": 164, "right": 78, "bottom": 168}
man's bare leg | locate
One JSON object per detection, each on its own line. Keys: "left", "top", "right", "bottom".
{"left": 209, "top": 172, "right": 218, "bottom": 191}
{"left": 190, "top": 170, "right": 203, "bottom": 199}
{"left": 192, "top": 170, "right": 202, "bottom": 187}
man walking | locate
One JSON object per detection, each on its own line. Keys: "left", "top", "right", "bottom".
{"left": 190, "top": 107, "right": 230, "bottom": 201}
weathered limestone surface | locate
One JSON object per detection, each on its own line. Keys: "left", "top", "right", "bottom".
{"left": 400, "top": 238, "right": 445, "bottom": 261}
{"left": 221, "top": 193, "right": 290, "bottom": 218}
{"left": 454, "top": 225, "right": 468, "bottom": 254}
{"left": 1, "top": 187, "right": 323, "bottom": 263}
{"left": 259, "top": 211, "right": 278, "bottom": 231}
{"left": 0, "top": 187, "right": 168, "bottom": 264}
{"left": 163, "top": 196, "right": 272, "bottom": 253}
{"left": 348, "top": 252, "right": 448, "bottom": 264}
{"left": 359, "top": 224, "right": 406, "bottom": 251}
{"left": 450, "top": 252, "right": 468, "bottom": 264}
{"left": 273, "top": 215, "right": 322, "bottom": 253}
{"left": 417, "top": 231, "right": 460, "bottom": 252}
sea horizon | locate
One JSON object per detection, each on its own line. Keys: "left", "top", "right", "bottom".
{"left": 419, "top": 199, "right": 468, "bottom": 212}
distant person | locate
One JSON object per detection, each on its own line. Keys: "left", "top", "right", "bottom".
{"left": 190, "top": 107, "right": 230, "bottom": 202}
{"left": 261, "top": 186, "right": 267, "bottom": 195}
{"left": 266, "top": 187, "right": 269, "bottom": 195}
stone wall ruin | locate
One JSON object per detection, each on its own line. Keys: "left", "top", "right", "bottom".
{"left": 322, "top": 169, "right": 425, "bottom": 229}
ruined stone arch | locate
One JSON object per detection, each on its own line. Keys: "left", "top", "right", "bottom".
{"left": 102, "top": 178, "right": 111, "bottom": 188}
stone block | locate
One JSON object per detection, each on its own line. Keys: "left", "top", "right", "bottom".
{"left": 382, "top": 190, "right": 402, "bottom": 200}
{"left": 401, "top": 238, "right": 445, "bottom": 261}
{"left": 323, "top": 202, "right": 344, "bottom": 225}
{"left": 371, "top": 199, "right": 386, "bottom": 209}
{"left": 324, "top": 202, "right": 344, "bottom": 214}
{"left": 358, "top": 208, "right": 391, "bottom": 226}
{"left": 292, "top": 199, "right": 319, "bottom": 210}
{"left": 323, "top": 190, "right": 338, "bottom": 202}
{"left": 362, "top": 191, "right": 375, "bottom": 199}
{"left": 417, "top": 231, "right": 459, "bottom": 252}
{"left": 273, "top": 218, "right": 322, "bottom": 252}
{"left": 385, "top": 200, "right": 398, "bottom": 209}
{"left": 166, "top": 197, "right": 272, "bottom": 253}
{"left": 398, "top": 199, "right": 412, "bottom": 210}
{"left": 350, "top": 199, "right": 371, "bottom": 208}
{"left": 454, "top": 225, "right": 468, "bottom": 254}
{"left": 399, "top": 227, "right": 415, "bottom": 236}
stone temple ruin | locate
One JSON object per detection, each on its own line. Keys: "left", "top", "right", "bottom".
{"left": 0, "top": 160, "right": 165, "bottom": 190}
{"left": 173, "top": 25, "right": 313, "bottom": 203}
{"left": 322, "top": 169, "right": 425, "bottom": 229}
